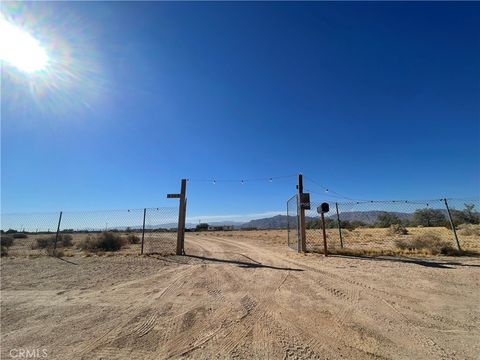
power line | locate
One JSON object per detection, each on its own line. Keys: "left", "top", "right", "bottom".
{"left": 186, "top": 174, "right": 297, "bottom": 184}
{"left": 303, "top": 176, "right": 357, "bottom": 201}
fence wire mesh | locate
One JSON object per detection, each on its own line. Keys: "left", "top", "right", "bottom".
{"left": 301, "top": 198, "right": 479, "bottom": 255}
{"left": 1, "top": 207, "right": 178, "bottom": 257}
{"left": 286, "top": 194, "right": 298, "bottom": 250}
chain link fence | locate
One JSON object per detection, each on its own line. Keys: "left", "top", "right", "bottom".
{"left": 286, "top": 195, "right": 298, "bottom": 250}
{"left": 288, "top": 198, "right": 480, "bottom": 255}
{"left": 1, "top": 207, "right": 178, "bottom": 257}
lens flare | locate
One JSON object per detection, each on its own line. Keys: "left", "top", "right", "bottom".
{"left": 0, "top": 15, "right": 49, "bottom": 73}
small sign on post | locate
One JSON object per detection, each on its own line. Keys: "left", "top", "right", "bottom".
{"left": 167, "top": 193, "right": 181, "bottom": 199}
{"left": 300, "top": 193, "right": 311, "bottom": 210}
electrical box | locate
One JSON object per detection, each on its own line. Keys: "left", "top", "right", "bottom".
{"left": 317, "top": 202, "right": 330, "bottom": 214}
{"left": 300, "top": 193, "right": 311, "bottom": 210}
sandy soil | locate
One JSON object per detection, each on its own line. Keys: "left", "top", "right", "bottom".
{"left": 1, "top": 233, "right": 479, "bottom": 359}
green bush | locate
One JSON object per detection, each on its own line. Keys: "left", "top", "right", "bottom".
{"left": 395, "top": 232, "right": 455, "bottom": 255}
{"left": 375, "top": 213, "right": 402, "bottom": 228}
{"left": 79, "top": 232, "right": 126, "bottom": 252}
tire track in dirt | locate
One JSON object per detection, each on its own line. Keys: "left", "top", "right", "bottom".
{"left": 74, "top": 265, "right": 198, "bottom": 359}
{"left": 202, "top": 234, "right": 454, "bottom": 359}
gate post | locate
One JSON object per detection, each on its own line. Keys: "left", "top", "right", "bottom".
{"left": 297, "top": 174, "right": 306, "bottom": 253}
{"left": 177, "top": 179, "right": 187, "bottom": 255}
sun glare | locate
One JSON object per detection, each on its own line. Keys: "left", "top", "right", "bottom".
{"left": 0, "top": 16, "right": 49, "bottom": 73}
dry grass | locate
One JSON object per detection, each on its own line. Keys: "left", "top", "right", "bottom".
{"left": 209, "top": 227, "right": 479, "bottom": 256}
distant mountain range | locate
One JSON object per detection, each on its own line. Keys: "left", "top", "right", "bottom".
{"left": 89, "top": 211, "right": 417, "bottom": 231}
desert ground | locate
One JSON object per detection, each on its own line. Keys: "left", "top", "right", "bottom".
{"left": 1, "top": 232, "right": 479, "bottom": 359}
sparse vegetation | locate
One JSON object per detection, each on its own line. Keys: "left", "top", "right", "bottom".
{"left": 375, "top": 213, "right": 402, "bottom": 228}
{"left": 127, "top": 234, "right": 140, "bottom": 244}
{"left": 457, "top": 224, "right": 480, "bottom": 236}
{"left": 1, "top": 235, "right": 14, "bottom": 248}
{"left": 32, "top": 234, "right": 73, "bottom": 249}
{"left": 387, "top": 224, "right": 408, "bottom": 235}
{"left": 12, "top": 233, "right": 28, "bottom": 239}
{"left": 413, "top": 209, "right": 447, "bottom": 227}
{"left": 78, "top": 232, "right": 126, "bottom": 252}
{"left": 395, "top": 232, "right": 456, "bottom": 255}
{"left": 1, "top": 234, "right": 14, "bottom": 257}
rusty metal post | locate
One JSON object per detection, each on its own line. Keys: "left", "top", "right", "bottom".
{"left": 53, "top": 211, "right": 63, "bottom": 256}
{"left": 141, "top": 208, "right": 146, "bottom": 255}
{"left": 444, "top": 198, "right": 461, "bottom": 251}
{"left": 335, "top": 202, "right": 344, "bottom": 248}
{"left": 321, "top": 212, "right": 328, "bottom": 256}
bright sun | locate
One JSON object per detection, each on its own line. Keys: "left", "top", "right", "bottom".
{"left": 0, "top": 16, "right": 49, "bottom": 73}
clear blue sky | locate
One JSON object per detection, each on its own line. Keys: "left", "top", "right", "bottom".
{"left": 1, "top": 2, "right": 479, "bottom": 218}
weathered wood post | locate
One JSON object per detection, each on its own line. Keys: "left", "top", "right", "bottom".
{"left": 297, "top": 174, "right": 307, "bottom": 253}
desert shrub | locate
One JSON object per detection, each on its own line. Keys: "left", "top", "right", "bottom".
{"left": 32, "top": 234, "right": 73, "bottom": 249}
{"left": 5, "top": 229, "right": 17, "bottom": 234}
{"left": 395, "top": 232, "right": 455, "bottom": 255}
{"left": 79, "top": 232, "right": 126, "bottom": 252}
{"left": 413, "top": 209, "right": 447, "bottom": 227}
{"left": 1, "top": 245, "right": 8, "bottom": 257}
{"left": 46, "top": 247, "right": 64, "bottom": 257}
{"left": 457, "top": 224, "right": 480, "bottom": 236}
{"left": 126, "top": 234, "right": 140, "bottom": 244}
{"left": 1, "top": 235, "right": 14, "bottom": 248}
{"left": 387, "top": 224, "right": 408, "bottom": 236}
{"left": 375, "top": 213, "right": 402, "bottom": 228}
{"left": 12, "top": 233, "right": 28, "bottom": 239}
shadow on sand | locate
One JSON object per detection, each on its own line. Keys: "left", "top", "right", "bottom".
{"left": 329, "top": 254, "right": 480, "bottom": 269}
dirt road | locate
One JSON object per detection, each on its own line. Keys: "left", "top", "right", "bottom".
{"left": 2, "top": 233, "right": 479, "bottom": 359}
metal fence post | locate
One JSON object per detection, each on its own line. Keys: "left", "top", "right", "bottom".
{"left": 335, "top": 202, "right": 344, "bottom": 248}
{"left": 141, "top": 208, "right": 146, "bottom": 255}
{"left": 53, "top": 211, "right": 63, "bottom": 256}
{"left": 444, "top": 198, "right": 461, "bottom": 251}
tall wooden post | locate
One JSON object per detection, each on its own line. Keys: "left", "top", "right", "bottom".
{"left": 297, "top": 174, "right": 306, "bottom": 253}
{"left": 177, "top": 179, "right": 187, "bottom": 255}
{"left": 321, "top": 212, "right": 328, "bottom": 257}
